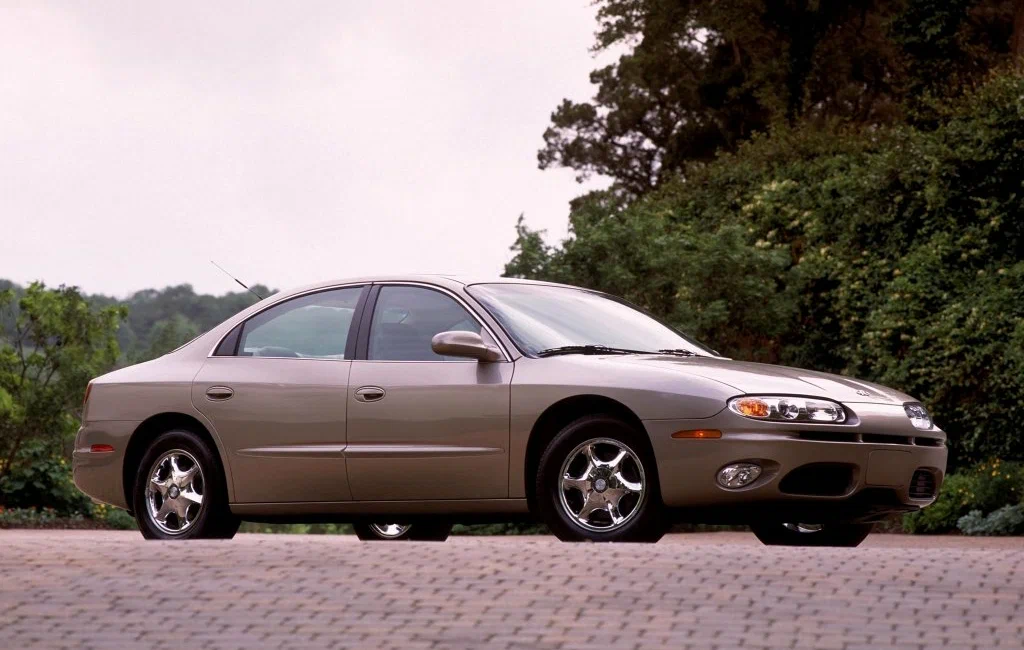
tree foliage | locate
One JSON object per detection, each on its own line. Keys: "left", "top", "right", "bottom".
{"left": 540, "top": 0, "right": 1019, "bottom": 194}
{"left": 512, "top": 74, "right": 1024, "bottom": 467}
{"left": 0, "top": 284, "right": 126, "bottom": 496}
{"left": 1, "top": 280, "right": 269, "bottom": 365}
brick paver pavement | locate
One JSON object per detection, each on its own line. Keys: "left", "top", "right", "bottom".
{"left": 1, "top": 530, "right": 1022, "bottom": 649}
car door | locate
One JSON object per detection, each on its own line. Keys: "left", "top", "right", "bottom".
{"left": 192, "top": 285, "right": 367, "bottom": 503}
{"left": 345, "top": 283, "right": 512, "bottom": 501}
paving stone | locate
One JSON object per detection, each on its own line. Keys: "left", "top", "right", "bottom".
{"left": 0, "top": 530, "right": 1021, "bottom": 649}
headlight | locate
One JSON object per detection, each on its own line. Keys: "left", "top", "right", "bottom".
{"left": 728, "top": 396, "right": 847, "bottom": 423}
{"left": 904, "top": 403, "right": 932, "bottom": 430}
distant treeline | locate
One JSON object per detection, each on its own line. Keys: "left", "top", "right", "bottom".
{"left": 0, "top": 279, "right": 270, "bottom": 364}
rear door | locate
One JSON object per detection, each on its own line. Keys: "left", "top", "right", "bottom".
{"left": 192, "top": 285, "right": 367, "bottom": 503}
{"left": 344, "top": 284, "right": 512, "bottom": 501}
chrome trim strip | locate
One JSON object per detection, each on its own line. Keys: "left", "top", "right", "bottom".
{"left": 236, "top": 444, "right": 504, "bottom": 459}
{"left": 342, "top": 444, "right": 504, "bottom": 458}
{"left": 237, "top": 445, "right": 347, "bottom": 458}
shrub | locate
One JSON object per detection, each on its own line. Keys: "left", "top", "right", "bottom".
{"left": 0, "top": 442, "right": 93, "bottom": 516}
{"left": 903, "top": 459, "right": 1024, "bottom": 533}
{"left": 509, "top": 74, "right": 1024, "bottom": 469}
{"left": 958, "top": 505, "right": 1024, "bottom": 536}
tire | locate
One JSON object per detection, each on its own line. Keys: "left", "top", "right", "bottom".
{"left": 353, "top": 522, "right": 452, "bottom": 542}
{"left": 750, "top": 522, "right": 874, "bottom": 547}
{"left": 535, "top": 415, "right": 665, "bottom": 543}
{"left": 132, "top": 429, "right": 239, "bottom": 540}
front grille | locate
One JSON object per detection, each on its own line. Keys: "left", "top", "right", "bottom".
{"left": 796, "top": 431, "right": 860, "bottom": 443}
{"left": 909, "top": 469, "right": 937, "bottom": 499}
{"left": 795, "top": 432, "right": 945, "bottom": 447}
{"left": 862, "top": 433, "right": 914, "bottom": 445}
{"left": 779, "top": 463, "right": 856, "bottom": 497}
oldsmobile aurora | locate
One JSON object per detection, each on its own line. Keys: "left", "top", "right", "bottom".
{"left": 74, "top": 276, "right": 946, "bottom": 546}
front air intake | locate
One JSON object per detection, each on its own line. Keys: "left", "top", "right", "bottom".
{"left": 909, "top": 469, "right": 937, "bottom": 499}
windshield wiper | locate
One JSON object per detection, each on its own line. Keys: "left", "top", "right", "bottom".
{"left": 658, "top": 348, "right": 699, "bottom": 357}
{"left": 536, "top": 345, "right": 655, "bottom": 358}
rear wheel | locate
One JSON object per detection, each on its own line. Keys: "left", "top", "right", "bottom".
{"left": 535, "top": 415, "right": 665, "bottom": 543}
{"left": 750, "top": 522, "right": 874, "bottom": 547}
{"left": 133, "top": 430, "right": 239, "bottom": 540}
{"left": 353, "top": 522, "right": 452, "bottom": 541}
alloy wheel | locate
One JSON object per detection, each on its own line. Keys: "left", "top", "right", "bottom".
{"left": 145, "top": 449, "right": 206, "bottom": 535}
{"left": 369, "top": 523, "right": 412, "bottom": 538}
{"left": 783, "top": 523, "right": 825, "bottom": 533}
{"left": 558, "top": 437, "right": 646, "bottom": 532}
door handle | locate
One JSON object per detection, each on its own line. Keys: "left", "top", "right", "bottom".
{"left": 205, "top": 386, "right": 234, "bottom": 401}
{"left": 354, "top": 386, "right": 386, "bottom": 403}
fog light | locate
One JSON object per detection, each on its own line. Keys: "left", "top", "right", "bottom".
{"left": 717, "top": 463, "right": 762, "bottom": 489}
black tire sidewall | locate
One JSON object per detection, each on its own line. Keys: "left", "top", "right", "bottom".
{"left": 408, "top": 522, "right": 452, "bottom": 541}
{"left": 133, "top": 429, "right": 232, "bottom": 540}
{"left": 536, "top": 415, "right": 664, "bottom": 542}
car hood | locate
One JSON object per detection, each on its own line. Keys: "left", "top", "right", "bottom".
{"left": 592, "top": 355, "right": 914, "bottom": 405}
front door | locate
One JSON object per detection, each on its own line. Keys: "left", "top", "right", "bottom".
{"left": 192, "top": 285, "right": 366, "bottom": 503}
{"left": 345, "top": 284, "right": 512, "bottom": 501}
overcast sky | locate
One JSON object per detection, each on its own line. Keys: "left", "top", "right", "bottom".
{"left": 0, "top": 1, "right": 610, "bottom": 297}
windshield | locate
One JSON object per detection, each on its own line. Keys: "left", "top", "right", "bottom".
{"left": 467, "top": 283, "right": 716, "bottom": 357}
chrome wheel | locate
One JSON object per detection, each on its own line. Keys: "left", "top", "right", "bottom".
{"left": 145, "top": 450, "right": 205, "bottom": 535}
{"left": 558, "top": 437, "right": 645, "bottom": 532}
{"left": 783, "top": 523, "right": 825, "bottom": 533}
{"left": 369, "top": 523, "right": 411, "bottom": 539}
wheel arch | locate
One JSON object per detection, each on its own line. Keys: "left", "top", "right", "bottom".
{"left": 122, "top": 412, "right": 231, "bottom": 512}
{"left": 523, "top": 394, "right": 653, "bottom": 512}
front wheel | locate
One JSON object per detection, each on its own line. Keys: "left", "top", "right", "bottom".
{"left": 750, "top": 522, "right": 874, "bottom": 547}
{"left": 353, "top": 522, "right": 452, "bottom": 541}
{"left": 133, "top": 429, "right": 239, "bottom": 540}
{"left": 535, "top": 415, "right": 665, "bottom": 543}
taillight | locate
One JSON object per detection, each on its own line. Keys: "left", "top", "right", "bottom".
{"left": 89, "top": 444, "right": 114, "bottom": 453}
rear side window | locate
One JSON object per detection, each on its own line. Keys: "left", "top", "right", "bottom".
{"left": 367, "top": 286, "right": 487, "bottom": 361}
{"left": 235, "top": 287, "right": 363, "bottom": 359}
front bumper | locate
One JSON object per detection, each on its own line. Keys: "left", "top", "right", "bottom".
{"left": 646, "top": 404, "right": 947, "bottom": 523}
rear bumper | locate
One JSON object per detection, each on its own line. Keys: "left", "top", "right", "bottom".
{"left": 646, "top": 414, "right": 947, "bottom": 522}
{"left": 72, "top": 420, "right": 140, "bottom": 510}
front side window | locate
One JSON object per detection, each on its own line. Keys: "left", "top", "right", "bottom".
{"left": 238, "top": 286, "right": 363, "bottom": 359}
{"left": 467, "top": 283, "right": 717, "bottom": 357}
{"left": 368, "top": 286, "right": 487, "bottom": 361}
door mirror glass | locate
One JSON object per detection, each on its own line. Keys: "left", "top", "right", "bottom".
{"left": 431, "top": 330, "right": 502, "bottom": 362}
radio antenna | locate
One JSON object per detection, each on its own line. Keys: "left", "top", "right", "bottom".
{"left": 210, "top": 260, "right": 264, "bottom": 300}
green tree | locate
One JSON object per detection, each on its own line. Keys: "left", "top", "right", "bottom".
{"left": 131, "top": 314, "right": 199, "bottom": 363}
{"left": 0, "top": 284, "right": 126, "bottom": 494}
{"left": 540, "top": 0, "right": 1019, "bottom": 195}
{"left": 512, "top": 74, "right": 1024, "bottom": 467}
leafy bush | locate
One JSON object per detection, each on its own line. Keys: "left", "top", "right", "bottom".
{"left": 509, "top": 74, "right": 1024, "bottom": 469}
{"left": 958, "top": 505, "right": 1024, "bottom": 536}
{"left": 88, "top": 502, "right": 137, "bottom": 530}
{"left": 902, "top": 472, "right": 976, "bottom": 534}
{"left": 0, "top": 442, "right": 93, "bottom": 516}
{"left": 903, "top": 459, "right": 1024, "bottom": 534}
{"left": 452, "top": 523, "right": 549, "bottom": 536}
{"left": 239, "top": 522, "right": 354, "bottom": 535}
{"left": 0, "top": 505, "right": 135, "bottom": 530}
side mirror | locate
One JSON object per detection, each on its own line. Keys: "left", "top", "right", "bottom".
{"left": 431, "top": 331, "right": 502, "bottom": 362}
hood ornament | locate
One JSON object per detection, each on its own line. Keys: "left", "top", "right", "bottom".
{"left": 855, "top": 389, "right": 871, "bottom": 397}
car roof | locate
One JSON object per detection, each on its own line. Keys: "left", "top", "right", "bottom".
{"left": 272, "top": 274, "right": 580, "bottom": 300}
